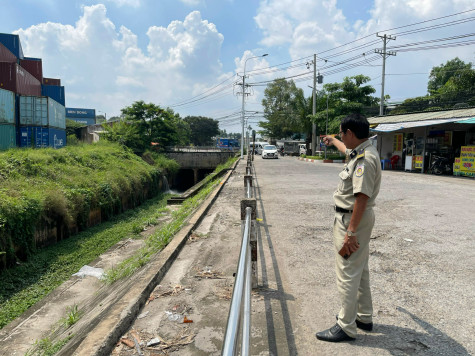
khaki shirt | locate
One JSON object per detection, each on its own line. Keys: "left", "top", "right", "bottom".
{"left": 333, "top": 140, "right": 381, "bottom": 210}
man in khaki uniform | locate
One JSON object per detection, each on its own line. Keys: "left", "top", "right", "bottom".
{"left": 316, "top": 113, "right": 382, "bottom": 342}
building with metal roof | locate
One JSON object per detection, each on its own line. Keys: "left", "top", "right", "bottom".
{"left": 366, "top": 107, "right": 475, "bottom": 175}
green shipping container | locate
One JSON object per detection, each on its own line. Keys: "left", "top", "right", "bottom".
{"left": 0, "top": 124, "right": 16, "bottom": 150}
{"left": 0, "top": 88, "right": 15, "bottom": 124}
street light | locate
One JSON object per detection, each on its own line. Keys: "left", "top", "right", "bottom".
{"left": 241, "top": 54, "right": 268, "bottom": 159}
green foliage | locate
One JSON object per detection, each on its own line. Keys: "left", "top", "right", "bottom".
{"left": 391, "top": 59, "right": 475, "bottom": 114}
{"left": 61, "top": 304, "right": 81, "bottom": 327}
{"left": 309, "top": 75, "right": 378, "bottom": 135}
{"left": 26, "top": 335, "right": 73, "bottom": 356}
{"left": 65, "top": 119, "right": 84, "bottom": 137}
{"left": 184, "top": 116, "right": 220, "bottom": 146}
{"left": 0, "top": 141, "right": 165, "bottom": 267}
{"left": 428, "top": 57, "right": 473, "bottom": 94}
{"left": 259, "top": 78, "right": 309, "bottom": 139}
{"left": 0, "top": 193, "right": 169, "bottom": 329}
{"left": 66, "top": 134, "right": 79, "bottom": 146}
{"left": 105, "top": 101, "right": 190, "bottom": 152}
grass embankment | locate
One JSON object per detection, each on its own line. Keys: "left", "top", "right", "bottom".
{"left": 0, "top": 153, "right": 236, "bottom": 330}
{"left": 0, "top": 141, "right": 178, "bottom": 268}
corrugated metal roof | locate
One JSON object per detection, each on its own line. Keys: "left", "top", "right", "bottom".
{"left": 368, "top": 107, "right": 475, "bottom": 124}
{"left": 456, "top": 117, "right": 475, "bottom": 124}
{"left": 371, "top": 118, "right": 462, "bottom": 132}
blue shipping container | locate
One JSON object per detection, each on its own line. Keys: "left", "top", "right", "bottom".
{"left": 0, "top": 124, "right": 16, "bottom": 150}
{"left": 65, "top": 107, "right": 96, "bottom": 118}
{"left": 67, "top": 117, "right": 96, "bottom": 126}
{"left": 0, "top": 33, "right": 24, "bottom": 59}
{"left": 0, "top": 88, "right": 15, "bottom": 124}
{"left": 19, "top": 126, "right": 66, "bottom": 149}
{"left": 41, "top": 85, "right": 65, "bottom": 106}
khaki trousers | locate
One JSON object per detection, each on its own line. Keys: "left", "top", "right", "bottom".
{"left": 333, "top": 208, "right": 375, "bottom": 338}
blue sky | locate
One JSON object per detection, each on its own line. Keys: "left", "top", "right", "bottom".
{"left": 2, "top": 0, "right": 474, "bottom": 132}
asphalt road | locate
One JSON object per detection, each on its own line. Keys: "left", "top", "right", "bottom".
{"left": 114, "top": 155, "right": 475, "bottom": 356}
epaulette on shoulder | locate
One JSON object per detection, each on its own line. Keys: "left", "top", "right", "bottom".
{"left": 356, "top": 148, "right": 365, "bottom": 160}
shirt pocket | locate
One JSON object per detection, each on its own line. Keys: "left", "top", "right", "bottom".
{"left": 338, "top": 168, "right": 352, "bottom": 193}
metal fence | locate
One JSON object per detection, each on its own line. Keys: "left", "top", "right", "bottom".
{"left": 222, "top": 154, "right": 256, "bottom": 356}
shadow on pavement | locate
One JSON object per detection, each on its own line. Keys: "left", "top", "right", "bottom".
{"left": 353, "top": 307, "right": 470, "bottom": 355}
{"left": 253, "top": 172, "right": 298, "bottom": 355}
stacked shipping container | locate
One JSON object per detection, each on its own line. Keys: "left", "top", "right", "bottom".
{"left": 0, "top": 87, "right": 16, "bottom": 150}
{"left": 66, "top": 107, "right": 96, "bottom": 126}
{"left": 0, "top": 33, "right": 67, "bottom": 150}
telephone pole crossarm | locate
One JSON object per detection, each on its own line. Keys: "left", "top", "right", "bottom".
{"left": 375, "top": 33, "right": 396, "bottom": 116}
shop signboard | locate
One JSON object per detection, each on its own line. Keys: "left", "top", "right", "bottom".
{"left": 393, "top": 133, "right": 403, "bottom": 152}
{"left": 413, "top": 155, "right": 423, "bottom": 169}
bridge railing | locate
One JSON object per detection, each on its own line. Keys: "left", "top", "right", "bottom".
{"left": 222, "top": 154, "right": 257, "bottom": 356}
{"left": 165, "top": 146, "right": 240, "bottom": 152}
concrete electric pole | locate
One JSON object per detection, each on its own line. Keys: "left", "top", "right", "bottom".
{"left": 375, "top": 33, "right": 396, "bottom": 116}
{"left": 239, "top": 54, "right": 268, "bottom": 159}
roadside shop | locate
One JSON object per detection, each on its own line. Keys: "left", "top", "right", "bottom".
{"left": 368, "top": 108, "right": 475, "bottom": 177}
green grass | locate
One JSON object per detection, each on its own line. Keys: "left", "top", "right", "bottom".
{"left": 60, "top": 304, "right": 81, "bottom": 328}
{"left": 103, "top": 156, "right": 237, "bottom": 284}
{"left": 25, "top": 335, "right": 74, "bottom": 356}
{"left": 0, "top": 141, "right": 171, "bottom": 267}
{"left": 0, "top": 193, "right": 169, "bottom": 330}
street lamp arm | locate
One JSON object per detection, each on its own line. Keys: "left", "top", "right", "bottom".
{"left": 240, "top": 53, "right": 269, "bottom": 159}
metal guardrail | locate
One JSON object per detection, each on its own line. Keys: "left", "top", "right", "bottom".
{"left": 165, "top": 146, "right": 240, "bottom": 152}
{"left": 222, "top": 154, "right": 256, "bottom": 356}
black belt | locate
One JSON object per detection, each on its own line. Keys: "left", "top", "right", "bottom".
{"left": 335, "top": 206, "right": 352, "bottom": 214}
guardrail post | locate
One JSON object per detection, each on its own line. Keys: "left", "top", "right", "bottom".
{"left": 241, "top": 198, "right": 257, "bottom": 289}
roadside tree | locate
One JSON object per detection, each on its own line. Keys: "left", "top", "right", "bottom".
{"left": 183, "top": 116, "right": 219, "bottom": 146}
{"left": 259, "top": 78, "right": 309, "bottom": 140}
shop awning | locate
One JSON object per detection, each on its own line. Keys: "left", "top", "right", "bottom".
{"left": 371, "top": 118, "right": 462, "bottom": 133}
{"left": 456, "top": 117, "right": 475, "bottom": 124}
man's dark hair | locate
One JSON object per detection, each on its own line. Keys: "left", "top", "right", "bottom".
{"left": 340, "top": 113, "right": 369, "bottom": 139}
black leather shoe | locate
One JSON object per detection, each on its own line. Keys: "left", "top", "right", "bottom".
{"left": 336, "top": 315, "right": 373, "bottom": 331}
{"left": 316, "top": 324, "right": 355, "bottom": 342}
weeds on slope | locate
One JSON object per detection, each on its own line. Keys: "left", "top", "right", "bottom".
{"left": 0, "top": 194, "right": 169, "bottom": 330}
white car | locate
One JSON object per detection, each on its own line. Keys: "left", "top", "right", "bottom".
{"left": 262, "top": 145, "right": 278, "bottom": 159}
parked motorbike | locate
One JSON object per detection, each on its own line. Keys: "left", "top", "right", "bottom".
{"left": 279, "top": 147, "right": 285, "bottom": 156}
{"left": 430, "top": 155, "right": 452, "bottom": 175}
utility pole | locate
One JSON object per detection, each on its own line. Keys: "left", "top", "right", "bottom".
{"left": 375, "top": 33, "right": 396, "bottom": 116}
{"left": 307, "top": 54, "right": 317, "bottom": 156}
{"left": 312, "top": 54, "right": 317, "bottom": 156}
{"left": 239, "top": 54, "right": 268, "bottom": 159}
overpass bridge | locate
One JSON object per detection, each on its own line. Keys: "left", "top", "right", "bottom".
{"left": 165, "top": 146, "right": 238, "bottom": 187}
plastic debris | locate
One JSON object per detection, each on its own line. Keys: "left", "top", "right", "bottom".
{"left": 165, "top": 311, "right": 184, "bottom": 322}
{"left": 404, "top": 238, "right": 414, "bottom": 242}
{"left": 183, "top": 316, "right": 193, "bottom": 323}
{"left": 72, "top": 265, "right": 104, "bottom": 279}
{"left": 147, "top": 338, "right": 161, "bottom": 347}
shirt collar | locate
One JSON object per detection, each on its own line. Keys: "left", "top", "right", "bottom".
{"left": 349, "top": 139, "right": 371, "bottom": 159}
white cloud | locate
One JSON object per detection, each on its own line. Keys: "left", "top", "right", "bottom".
{"left": 255, "top": 0, "right": 475, "bottom": 102}
{"left": 15, "top": 5, "right": 228, "bottom": 117}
